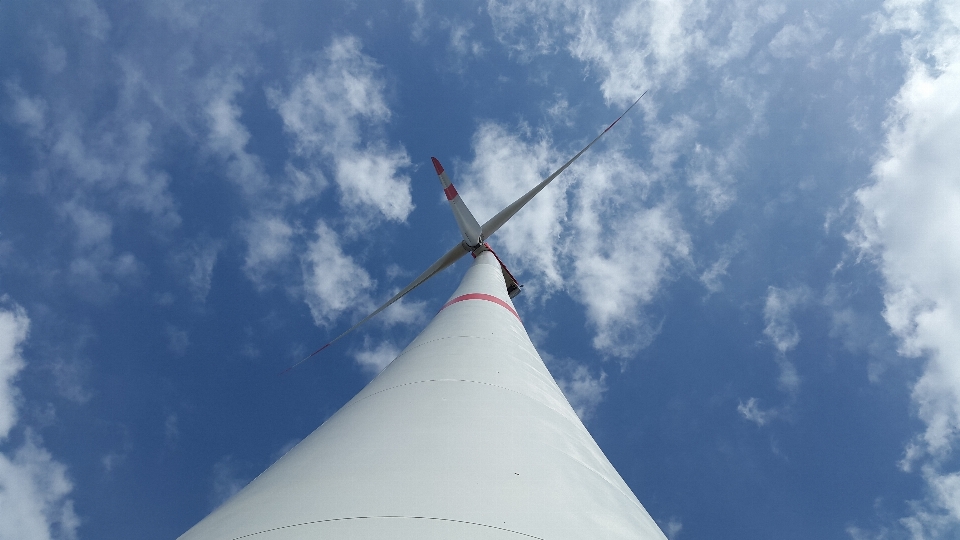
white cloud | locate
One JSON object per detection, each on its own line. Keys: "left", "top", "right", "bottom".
{"left": 61, "top": 201, "right": 112, "bottom": 251}
{"left": 486, "top": 1, "right": 774, "bottom": 230}
{"left": 539, "top": 350, "right": 608, "bottom": 422}
{"left": 6, "top": 82, "right": 47, "bottom": 139}
{"left": 0, "top": 301, "right": 79, "bottom": 540}
{"left": 39, "top": 35, "right": 67, "bottom": 75}
{"left": 36, "top": 113, "right": 181, "bottom": 231}
{"left": 204, "top": 71, "right": 270, "bottom": 199}
{"left": 0, "top": 431, "right": 80, "bottom": 540}
{"left": 823, "top": 284, "right": 897, "bottom": 383}
{"left": 570, "top": 201, "right": 690, "bottom": 357}
{"left": 101, "top": 452, "right": 123, "bottom": 474}
{"left": 49, "top": 359, "right": 91, "bottom": 405}
{"left": 71, "top": 0, "right": 110, "bottom": 40}
{"left": 738, "top": 397, "right": 777, "bottom": 426}
{"left": 565, "top": 151, "right": 691, "bottom": 357}
{"left": 544, "top": 97, "right": 575, "bottom": 127}
{"left": 763, "top": 286, "right": 807, "bottom": 393}
{"left": 375, "top": 297, "right": 428, "bottom": 329}
{"left": 686, "top": 141, "right": 739, "bottom": 220}
{"left": 0, "top": 299, "right": 29, "bottom": 441}
{"left": 763, "top": 286, "right": 807, "bottom": 356}
{"left": 664, "top": 516, "right": 683, "bottom": 539}
{"left": 648, "top": 110, "right": 745, "bottom": 221}
{"left": 174, "top": 238, "right": 220, "bottom": 302}
{"left": 210, "top": 455, "right": 248, "bottom": 510}
{"left": 282, "top": 164, "right": 328, "bottom": 205}
{"left": 167, "top": 325, "right": 190, "bottom": 356}
{"left": 489, "top": 0, "right": 785, "bottom": 100}
{"left": 332, "top": 146, "right": 414, "bottom": 222}
{"left": 352, "top": 339, "right": 400, "bottom": 376}
{"left": 301, "top": 220, "right": 374, "bottom": 328}
{"left": 477, "top": 3, "right": 784, "bottom": 359}
{"left": 700, "top": 256, "right": 731, "bottom": 294}
{"left": 243, "top": 215, "right": 295, "bottom": 288}
{"left": 405, "top": 0, "right": 428, "bottom": 41}
{"left": 59, "top": 201, "right": 140, "bottom": 299}
{"left": 109, "top": 121, "right": 181, "bottom": 229}
{"left": 849, "top": 0, "right": 960, "bottom": 533}
{"left": 768, "top": 11, "right": 827, "bottom": 59}
{"left": 555, "top": 364, "right": 608, "bottom": 422}
{"left": 270, "top": 36, "right": 414, "bottom": 222}
{"left": 650, "top": 114, "right": 698, "bottom": 174}
{"left": 6, "top": 68, "right": 186, "bottom": 297}
{"left": 448, "top": 20, "right": 485, "bottom": 58}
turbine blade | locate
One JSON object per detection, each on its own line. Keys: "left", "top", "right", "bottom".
{"left": 480, "top": 92, "right": 646, "bottom": 240}
{"left": 432, "top": 157, "right": 483, "bottom": 247}
{"left": 281, "top": 242, "right": 470, "bottom": 374}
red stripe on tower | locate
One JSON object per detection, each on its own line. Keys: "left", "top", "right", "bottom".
{"left": 440, "top": 293, "right": 520, "bottom": 320}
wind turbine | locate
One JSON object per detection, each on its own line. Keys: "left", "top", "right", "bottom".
{"left": 179, "top": 94, "right": 666, "bottom": 539}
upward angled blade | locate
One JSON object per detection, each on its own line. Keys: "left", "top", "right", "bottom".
{"left": 432, "top": 157, "right": 483, "bottom": 247}
{"left": 282, "top": 242, "right": 470, "bottom": 374}
{"left": 480, "top": 92, "right": 646, "bottom": 241}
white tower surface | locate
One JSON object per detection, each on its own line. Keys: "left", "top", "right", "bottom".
{"left": 179, "top": 251, "right": 666, "bottom": 539}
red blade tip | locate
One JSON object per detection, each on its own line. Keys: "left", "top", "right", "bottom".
{"left": 431, "top": 157, "right": 444, "bottom": 175}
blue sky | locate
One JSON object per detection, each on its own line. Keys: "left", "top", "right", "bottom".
{"left": 1, "top": 0, "right": 959, "bottom": 538}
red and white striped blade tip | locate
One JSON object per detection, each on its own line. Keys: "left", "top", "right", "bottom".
{"left": 431, "top": 157, "right": 444, "bottom": 175}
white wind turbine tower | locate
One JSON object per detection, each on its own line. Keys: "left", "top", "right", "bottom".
{"left": 179, "top": 94, "right": 666, "bottom": 540}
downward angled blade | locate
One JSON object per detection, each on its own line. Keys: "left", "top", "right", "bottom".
{"left": 282, "top": 242, "right": 470, "bottom": 374}
{"left": 480, "top": 92, "right": 646, "bottom": 241}
{"left": 432, "top": 157, "right": 483, "bottom": 247}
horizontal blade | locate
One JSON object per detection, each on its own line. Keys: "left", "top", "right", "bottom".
{"left": 281, "top": 242, "right": 470, "bottom": 374}
{"left": 480, "top": 92, "right": 646, "bottom": 241}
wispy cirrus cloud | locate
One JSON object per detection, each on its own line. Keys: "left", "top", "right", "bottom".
{"left": 737, "top": 286, "right": 808, "bottom": 427}
{"left": 763, "top": 285, "right": 807, "bottom": 394}
{"left": 764, "top": 288, "right": 802, "bottom": 356}
{"left": 768, "top": 10, "right": 827, "bottom": 60}
{"left": 737, "top": 397, "right": 776, "bottom": 427}
{"left": 172, "top": 237, "right": 221, "bottom": 303}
